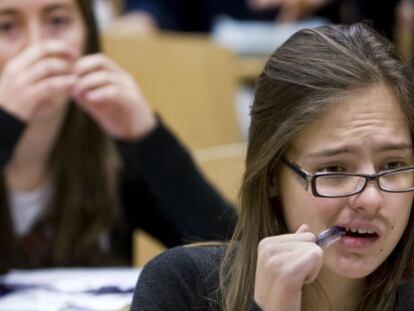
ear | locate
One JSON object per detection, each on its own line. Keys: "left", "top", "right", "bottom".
{"left": 268, "top": 173, "right": 278, "bottom": 197}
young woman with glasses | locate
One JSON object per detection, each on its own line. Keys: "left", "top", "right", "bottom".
{"left": 132, "top": 23, "right": 414, "bottom": 311}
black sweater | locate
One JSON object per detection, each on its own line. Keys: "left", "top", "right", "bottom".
{"left": 0, "top": 109, "right": 235, "bottom": 266}
{"left": 131, "top": 245, "right": 414, "bottom": 311}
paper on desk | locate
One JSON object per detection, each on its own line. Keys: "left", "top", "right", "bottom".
{"left": 0, "top": 267, "right": 141, "bottom": 311}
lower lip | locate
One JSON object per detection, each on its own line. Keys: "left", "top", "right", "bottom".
{"left": 340, "top": 235, "right": 379, "bottom": 248}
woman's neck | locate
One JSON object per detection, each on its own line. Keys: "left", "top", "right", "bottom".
{"left": 303, "top": 269, "right": 365, "bottom": 311}
{"left": 5, "top": 102, "right": 68, "bottom": 191}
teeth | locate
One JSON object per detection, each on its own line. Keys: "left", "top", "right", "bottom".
{"left": 345, "top": 227, "right": 375, "bottom": 234}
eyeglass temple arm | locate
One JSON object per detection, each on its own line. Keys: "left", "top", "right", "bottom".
{"left": 281, "top": 156, "right": 309, "bottom": 179}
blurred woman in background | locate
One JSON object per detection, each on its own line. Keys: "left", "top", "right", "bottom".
{"left": 0, "top": 0, "right": 235, "bottom": 272}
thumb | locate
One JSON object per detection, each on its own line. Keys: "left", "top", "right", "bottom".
{"left": 296, "top": 224, "right": 311, "bottom": 233}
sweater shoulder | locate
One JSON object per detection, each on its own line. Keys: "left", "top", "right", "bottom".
{"left": 131, "top": 244, "right": 226, "bottom": 311}
{"left": 142, "top": 244, "right": 225, "bottom": 280}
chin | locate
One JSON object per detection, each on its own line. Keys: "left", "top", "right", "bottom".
{"left": 336, "top": 266, "right": 375, "bottom": 279}
{"left": 327, "top": 254, "right": 383, "bottom": 279}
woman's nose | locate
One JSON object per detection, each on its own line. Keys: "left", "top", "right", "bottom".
{"left": 350, "top": 181, "right": 383, "bottom": 215}
{"left": 26, "top": 21, "right": 45, "bottom": 46}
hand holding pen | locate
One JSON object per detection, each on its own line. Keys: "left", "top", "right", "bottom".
{"left": 253, "top": 224, "right": 344, "bottom": 311}
{"left": 254, "top": 224, "right": 321, "bottom": 311}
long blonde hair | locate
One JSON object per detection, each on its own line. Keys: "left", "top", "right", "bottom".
{"left": 220, "top": 23, "right": 414, "bottom": 311}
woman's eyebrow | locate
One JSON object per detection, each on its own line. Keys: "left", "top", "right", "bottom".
{"left": 305, "top": 143, "right": 413, "bottom": 159}
{"left": 0, "top": 9, "right": 17, "bottom": 17}
{"left": 0, "top": 3, "right": 74, "bottom": 16}
{"left": 377, "top": 143, "right": 413, "bottom": 152}
{"left": 44, "top": 3, "right": 74, "bottom": 14}
{"left": 305, "top": 147, "right": 355, "bottom": 159}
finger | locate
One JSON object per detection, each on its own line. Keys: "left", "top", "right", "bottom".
{"left": 73, "top": 54, "right": 120, "bottom": 77}
{"left": 31, "top": 74, "right": 76, "bottom": 103}
{"left": 259, "top": 235, "right": 316, "bottom": 250}
{"left": 259, "top": 241, "right": 319, "bottom": 262}
{"left": 259, "top": 245, "right": 322, "bottom": 285}
{"left": 80, "top": 84, "right": 118, "bottom": 104}
{"left": 296, "top": 224, "right": 311, "bottom": 233}
{"left": 260, "top": 232, "right": 315, "bottom": 246}
{"left": 9, "top": 41, "right": 78, "bottom": 73}
{"left": 25, "top": 57, "right": 74, "bottom": 84}
{"left": 72, "top": 70, "right": 115, "bottom": 97}
{"left": 297, "top": 247, "right": 324, "bottom": 284}
{"left": 74, "top": 85, "right": 118, "bottom": 132}
{"left": 277, "top": 246, "right": 323, "bottom": 284}
{"left": 258, "top": 234, "right": 317, "bottom": 261}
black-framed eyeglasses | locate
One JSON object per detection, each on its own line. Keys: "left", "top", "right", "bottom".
{"left": 281, "top": 156, "right": 414, "bottom": 198}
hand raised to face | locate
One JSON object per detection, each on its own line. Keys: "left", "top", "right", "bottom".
{"left": 0, "top": 40, "right": 157, "bottom": 141}
{"left": 70, "top": 53, "right": 157, "bottom": 141}
{"left": 0, "top": 41, "right": 78, "bottom": 121}
{"left": 254, "top": 224, "right": 322, "bottom": 311}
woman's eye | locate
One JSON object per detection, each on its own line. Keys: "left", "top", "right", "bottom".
{"left": 0, "top": 21, "right": 17, "bottom": 34}
{"left": 48, "top": 15, "right": 71, "bottom": 28}
{"left": 317, "top": 165, "right": 346, "bottom": 173}
{"left": 382, "top": 161, "right": 405, "bottom": 171}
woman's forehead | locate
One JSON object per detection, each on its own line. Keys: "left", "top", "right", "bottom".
{"left": 0, "top": 0, "right": 78, "bottom": 12}
{"left": 287, "top": 85, "right": 411, "bottom": 158}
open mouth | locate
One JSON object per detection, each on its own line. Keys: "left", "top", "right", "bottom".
{"left": 341, "top": 227, "right": 379, "bottom": 239}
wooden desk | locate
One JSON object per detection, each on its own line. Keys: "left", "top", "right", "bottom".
{"left": 237, "top": 56, "right": 266, "bottom": 82}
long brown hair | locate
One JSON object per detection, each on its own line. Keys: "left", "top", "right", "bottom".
{"left": 0, "top": 0, "right": 121, "bottom": 271}
{"left": 220, "top": 23, "right": 414, "bottom": 311}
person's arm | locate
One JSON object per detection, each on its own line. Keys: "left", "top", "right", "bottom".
{"left": 118, "top": 119, "right": 236, "bottom": 247}
{"left": 0, "top": 41, "right": 77, "bottom": 168}
{"left": 0, "top": 109, "right": 26, "bottom": 168}
{"left": 71, "top": 53, "right": 235, "bottom": 246}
